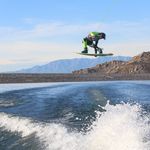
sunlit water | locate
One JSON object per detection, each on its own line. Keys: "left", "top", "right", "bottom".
{"left": 0, "top": 81, "right": 150, "bottom": 150}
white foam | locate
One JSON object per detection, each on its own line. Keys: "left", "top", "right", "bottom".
{"left": 85, "top": 103, "right": 150, "bottom": 150}
{"left": 0, "top": 103, "right": 149, "bottom": 150}
{"left": 0, "top": 113, "right": 36, "bottom": 136}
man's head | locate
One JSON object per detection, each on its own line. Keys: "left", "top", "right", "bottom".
{"left": 98, "top": 32, "right": 106, "bottom": 40}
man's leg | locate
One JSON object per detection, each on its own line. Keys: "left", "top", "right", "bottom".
{"left": 82, "top": 38, "right": 88, "bottom": 53}
{"left": 94, "top": 48, "right": 97, "bottom": 54}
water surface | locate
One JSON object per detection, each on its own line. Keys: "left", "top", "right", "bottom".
{"left": 0, "top": 81, "right": 150, "bottom": 150}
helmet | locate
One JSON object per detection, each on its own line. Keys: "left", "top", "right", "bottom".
{"left": 99, "top": 32, "right": 106, "bottom": 40}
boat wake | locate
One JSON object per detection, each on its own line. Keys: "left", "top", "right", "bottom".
{"left": 0, "top": 102, "right": 149, "bottom": 150}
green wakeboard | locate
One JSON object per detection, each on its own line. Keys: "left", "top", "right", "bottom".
{"left": 76, "top": 52, "right": 113, "bottom": 57}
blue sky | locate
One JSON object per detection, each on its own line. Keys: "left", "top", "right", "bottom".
{"left": 0, "top": 0, "right": 150, "bottom": 72}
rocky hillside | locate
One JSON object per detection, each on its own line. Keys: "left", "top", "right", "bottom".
{"left": 73, "top": 52, "right": 150, "bottom": 74}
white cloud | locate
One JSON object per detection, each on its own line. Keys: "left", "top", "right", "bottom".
{"left": 104, "top": 41, "right": 150, "bottom": 56}
{"left": 22, "top": 18, "right": 35, "bottom": 24}
{"left": 0, "top": 22, "right": 109, "bottom": 41}
{"left": 0, "top": 41, "right": 79, "bottom": 63}
{"left": 0, "top": 59, "right": 15, "bottom": 65}
{"left": 0, "top": 20, "right": 149, "bottom": 41}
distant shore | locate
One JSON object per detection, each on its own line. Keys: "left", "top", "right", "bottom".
{"left": 0, "top": 73, "right": 150, "bottom": 83}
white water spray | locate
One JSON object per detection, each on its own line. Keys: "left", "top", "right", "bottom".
{"left": 0, "top": 103, "right": 149, "bottom": 150}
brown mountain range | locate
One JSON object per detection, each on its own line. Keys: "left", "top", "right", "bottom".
{"left": 0, "top": 52, "right": 150, "bottom": 83}
{"left": 73, "top": 52, "right": 150, "bottom": 74}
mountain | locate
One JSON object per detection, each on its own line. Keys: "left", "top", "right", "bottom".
{"left": 73, "top": 52, "right": 150, "bottom": 74}
{"left": 17, "top": 56, "right": 131, "bottom": 73}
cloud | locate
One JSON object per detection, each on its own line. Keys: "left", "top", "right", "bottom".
{"left": 22, "top": 18, "right": 36, "bottom": 24}
{"left": 0, "top": 59, "right": 15, "bottom": 65}
{"left": 0, "top": 41, "right": 79, "bottom": 63}
{"left": 0, "top": 23, "right": 100, "bottom": 40}
{"left": 104, "top": 41, "right": 150, "bottom": 56}
{"left": 0, "top": 20, "right": 149, "bottom": 42}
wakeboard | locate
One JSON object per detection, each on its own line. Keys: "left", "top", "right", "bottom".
{"left": 76, "top": 52, "right": 113, "bottom": 57}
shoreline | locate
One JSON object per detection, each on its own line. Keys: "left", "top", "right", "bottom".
{"left": 0, "top": 73, "right": 150, "bottom": 83}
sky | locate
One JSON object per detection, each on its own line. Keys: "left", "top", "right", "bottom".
{"left": 0, "top": 0, "right": 150, "bottom": 72}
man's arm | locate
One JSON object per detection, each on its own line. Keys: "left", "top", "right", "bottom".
{"left": 91, "top": 40, "right": 98, "bottom": 49}
{"left": 94, "top": 40, "right": 98, "bottom": 48}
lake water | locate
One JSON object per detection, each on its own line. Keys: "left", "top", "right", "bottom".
{"left": 0, "top": 81, "right": 150, "bottom": 150}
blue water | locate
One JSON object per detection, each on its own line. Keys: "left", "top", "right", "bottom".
{"left": 0, "top": 81, "right": 150, "bottom": 150}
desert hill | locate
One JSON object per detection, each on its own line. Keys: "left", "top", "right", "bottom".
{"left": 73, "top": 52, "right": 150, "bottom": 74}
